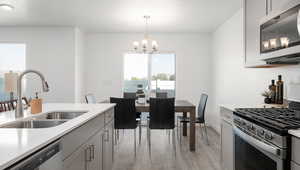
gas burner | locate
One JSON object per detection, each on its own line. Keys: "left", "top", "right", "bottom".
{"left": 234, "top": 108, "right": 300, "bottom": 134}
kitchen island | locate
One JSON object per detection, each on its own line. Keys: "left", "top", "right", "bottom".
{"left": 0, "top": 103, "right": 115, "bottom": 170}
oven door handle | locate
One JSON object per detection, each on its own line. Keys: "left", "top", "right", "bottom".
{"left": 297, "top": 10, "right": 300, "bottom": 35}
{"left": 233, "top": 126, "right": 282, "bottom": 157}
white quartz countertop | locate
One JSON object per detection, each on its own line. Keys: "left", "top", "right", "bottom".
{"left": 0, "top": 103, "right": 115, "bottom": 170}
{"left": 289, "top": 129, "right": 300, "bottom": 138}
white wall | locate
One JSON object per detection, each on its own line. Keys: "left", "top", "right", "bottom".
{"left": 0, "top": 27, "right": 77, "bottom": 102}
{"left": 75, "top": 28, "right": 86, "bottom": 103}
{"left": 211, "top": 9, "right": 300, "bottom": 132}
{"left": 85, "top": 33, "right": 212, "bottom": 109}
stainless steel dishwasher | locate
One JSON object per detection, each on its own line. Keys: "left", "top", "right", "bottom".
{"left": 7, "top": 139, "right": 62, "bottom": 170}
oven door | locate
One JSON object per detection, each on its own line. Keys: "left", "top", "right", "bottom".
{"left": 233, "top": 126, "right": 286, "bottom": 170}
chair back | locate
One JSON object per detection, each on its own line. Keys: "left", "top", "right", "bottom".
{"left": 197, "top": 94, "right": 208, "bottom": 123}
{"left": 149, "top": 98, "right": 175, "bottom": 129}
{"left": 85, "top": 93, "right": 97, "bottom": 104}
{"left": 156, "top": 92, "right": 168, "bottom": 98}
{"left": 110, "top": 97, "right": 137, "bottom": 129}
{"left": 123, "top": 92, "right": 136, "bottom": 99}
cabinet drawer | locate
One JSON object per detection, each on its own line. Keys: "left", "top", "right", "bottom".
{"left": 220, "top": 107, "right": 233, "bottom": 124}
{"left": 292, "top": 161, "right": 300, "bottom": 170}
{"left": 62, "top": 113, "right": 105, "bottom": 160}
{"left": 105, "top": 108, "right": 114, "bottom": 124}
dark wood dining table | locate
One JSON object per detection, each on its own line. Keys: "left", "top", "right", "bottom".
{"left": 136, "top": 100, "right": 196, "bottom": 151}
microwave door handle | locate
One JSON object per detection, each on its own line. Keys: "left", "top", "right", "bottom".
{"left": 233, "top": 126, "right": 281, "bottom": 156}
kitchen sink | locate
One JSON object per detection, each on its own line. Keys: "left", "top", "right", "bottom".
{"left": 37, "top": 111, "right": 86, "bottom": 120}
{"left": 0, "top": 120, "right": 67, "bottom": 128}
{"left": 45, "top": 111, "right": 86, "bottom": 120}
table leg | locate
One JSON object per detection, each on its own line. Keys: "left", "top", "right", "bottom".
{"left": 182, "top": 112, "right": 187, "bottom": 136}
{"left": 190, "top": 108, "right": 196, "bottom": 151}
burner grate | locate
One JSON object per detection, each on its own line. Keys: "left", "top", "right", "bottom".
{"left": 235, "top": 108, "right": 300, "bottom": 132}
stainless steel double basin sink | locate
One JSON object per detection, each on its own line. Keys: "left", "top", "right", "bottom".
{"left": 0, "top": 111, "right": 87, "bottom": 129}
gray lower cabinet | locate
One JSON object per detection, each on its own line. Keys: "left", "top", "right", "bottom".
{"left": 63, "top": 130, "right": 103, "bottom": 170}
{"left": 221, "top": 120, "right": 234, "bottom": 170}
{"left": 103, "top": 120, "right": 114, "bottom": 170}
{"left": 62, "top": 108, "right": 114, "bottom": 170}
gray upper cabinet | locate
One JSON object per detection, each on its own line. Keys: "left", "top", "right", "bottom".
{"left": 244, "top": 0, "right": 267, "bottom": 67}
{"left": 271, "top": 0, "right": 294, "bottom": 13}
{"left": 243, "top": 0, "right": 296, "bottom": 67}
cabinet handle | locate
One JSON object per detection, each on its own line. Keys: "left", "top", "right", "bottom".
{"left": 85, "top": 146, "right": 92, "bottom": 162}
{"left": 91, "top": 145, "right": 95, "bottom": 160}
{"left": 270, "top": 0, "right": 272, "bottom": 12}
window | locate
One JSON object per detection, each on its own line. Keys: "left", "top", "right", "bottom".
{"left": 123, "top": 53, "right": 176, "bottom": 98}
{"left": 0, "top": 43, "right": 26, "bottom": 100}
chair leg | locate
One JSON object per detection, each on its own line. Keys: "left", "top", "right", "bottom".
{"left": 114, "top": 130, "right": 117, "bottom": 145}
{"left": 172, "top": 129, "right": 176, "bottom": 158}
{"left": 139, "top": 120, "right": 142, "bottom": 145}
{"left": 179, "top": 122, "right": 182, "bottom": 145}
{"left": 147, "top": 120, "right": 151, "bottom": 158}
{"left": 168, "top": 130, "right": 171, "bottom": 144}
{"left": 204, "top": 123, "right": 209, "bottom": 145}
{"left": 200, "top": 124, "right": 204, "bottom": 139}
{"left": 134, "top": 128, "right": 137, "bottom": 158}
{"left": 176, "top": 118, "right": 179, "bottom": 140}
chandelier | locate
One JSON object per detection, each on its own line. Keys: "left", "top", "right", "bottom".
{"left": 133, "top": 16, "right": 158, "bottom": 53}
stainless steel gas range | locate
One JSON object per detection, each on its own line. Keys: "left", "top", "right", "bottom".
{"left": 233, "top": 102, "right": 300, "bottom": 170}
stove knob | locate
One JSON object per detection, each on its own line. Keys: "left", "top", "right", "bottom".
{"left": 258, "top": 129, "right": 265, "bottom": 136}
{"left": 265, "top": 133, "right": 273, "bottom": 140}
{"left": 247, "top": 124, "right": 255, "bottom": 131}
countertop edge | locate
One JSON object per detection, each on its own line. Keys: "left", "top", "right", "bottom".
{"left": 0, "top": 103, "right": 115, "bottom": 170}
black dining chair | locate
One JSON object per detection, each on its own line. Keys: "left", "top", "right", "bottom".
{"left": 123, "top": 92, "right": 137, "bottom": 99}
{"left": 85, "top": 93, "right": 97, "bottom": 104}
{"left": 123, "top": 92, "right": 142, "bottom": 144}
{"left": 156, "top": 92, "right": 168, "bottom": 98}
{"left": 110, "top": 97, "right": 140, "bottom": 157}
{"left": 147, "top": 98, "right": 176, "bottom": 157}
{"left": 178, "top": 93, "right": 209, "bottom": 145}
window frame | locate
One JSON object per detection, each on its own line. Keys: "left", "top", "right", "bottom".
{"left": 122, "top": 52, "right": 176, "bottom": 97}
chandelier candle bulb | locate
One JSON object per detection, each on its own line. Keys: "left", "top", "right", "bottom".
{"left": 133, "top": 41, "right": 139, "bottom": 50}
{"left": 142, "top": 39, "right": 148, "bottom": 48}
{"left": 152, "top": 40, "right": 158, "bottom": 51}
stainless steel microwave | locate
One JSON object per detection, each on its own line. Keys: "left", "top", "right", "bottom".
{"left": 260, "top": 2, "right": 300, "bottom": 62}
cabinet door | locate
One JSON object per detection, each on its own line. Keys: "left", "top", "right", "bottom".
{"left": 88, "top": 131, "right": 103, "bottom": 170}
{"left": 63, "top": 144, "right": 89, "bottom": 170}
{"left": 103, "top": 121, "right": 114, "bottom": 170}
{"left": 244, "top": 0, "right": 267, "bottom": 66}
{"left": 221, "top": 120, "right": 234, "bottom": 170}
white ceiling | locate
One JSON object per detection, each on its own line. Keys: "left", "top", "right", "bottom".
{"left": 0, "top": 0, "right": 242, "bottom": 33}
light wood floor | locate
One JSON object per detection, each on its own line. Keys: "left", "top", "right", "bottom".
{"left": 112, "top": 126, "right": 221, "bottom": 170}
